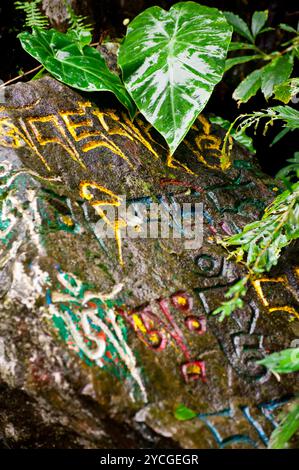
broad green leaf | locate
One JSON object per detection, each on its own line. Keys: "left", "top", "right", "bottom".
{"left": 257, "top": 348, "right": 299, "bottom": 374}
{"left": 66, "top": 29, "right": 93, "bottom": 48}
{"left": 174, "top": 404, "right": 197, "bottom": 421}
{"left": 261, "top": 54, "right": 294, "bottom": 99}
{"left": 18, "top": 27, "right": 136, "bottom": 117}
{"left": 118, "top": 2, "right": 232, "bottom": 154}
{"left": 269, "top": 401, "right": 299, "bottom": 449}
{"left": 233, "top": 68, "right": 261, "bottom": 103}
{"left": 251, "top": 10, "right": 268, "bottom": 38}
{"left": 274, "top": 78, "right": 299, "bottom": 104}
{"left": 224, "top": 11, "right": 254, "bottom": 43}
{"left": 225, "top": 54, "right": 259, "bottom": 72}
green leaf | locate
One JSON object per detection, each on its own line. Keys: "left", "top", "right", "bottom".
{"left": 272, "top": 105, "right": 299, "bottom": 128}
{"left": 221, "top": 181, "right": 299, "bottom": 274}
{"left": 258, "top": 27, "right": 274, "bottom": 34}
{"left": 18, "top": 28, "right": 136, "bottom": 117}
{"left": 209, "top": 115, "right": 255, "bottom": 153}
{"left": 279, "top": 23, "right": 298, "bottom": 34}
{"left": 270, "top": 127, "right": 292, "bottom": 146}
{"left": 274, "top": 77, "right": 299, "bottom": 104}
{"left": 118, "top": 2, "right": 232, "bottom": 154}
{"left": 276, "top": 152, "right": 299, "bottom": 180}
{"left": 212, "top": 277, "right": 248, "bottom": 321}
{"left": 251, "top": 10, "right": 268, "bottom": 38}
{"left": 257, "top": 348, "right": 299, "bottom": 374}
{"left": 225, "top": 54, "right": 259, "bottom": 72}
{"left": 66, "top": 29, "right": 93, "bottom": 48}
{"left": 233, "top": 54, "right": 294, "bottom": 104}
{"left": 269, "top": 401, "right": 299, "bottom": 449}
{"left": 233, "top": 68, "right": 261, "bottom": 103}
{"left": 174, "top": 404, "right": 197, "bottom": 421}
{"left": 64, "top": 0, "right": 93, "bottom": 35}
{"left": 261, "top": 54, "right": 294, "bottom": 99}
{"left": 224, "top": 11, "right": 254, "bottom": 43}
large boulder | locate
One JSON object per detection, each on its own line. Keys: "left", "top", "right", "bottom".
{"left": 0, "top": 77, "right": 298, "bottom": 448}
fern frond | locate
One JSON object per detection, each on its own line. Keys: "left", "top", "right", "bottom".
{"left": 15, "top": 0, "right": 49, "bottom": 30}
{"left": 63, "top": 0, "right": 93, "bottom": 33}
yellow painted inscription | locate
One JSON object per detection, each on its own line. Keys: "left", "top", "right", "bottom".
{"left": 252, "top": 272, "right": 299, "bottom": 320}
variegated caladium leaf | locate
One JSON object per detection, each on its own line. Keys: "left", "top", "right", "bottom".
{"left": 18, "top": 28, "right": 136, "bottom": 118}
{"left": 118, "top": 2, "right": 232, "bottom": 154}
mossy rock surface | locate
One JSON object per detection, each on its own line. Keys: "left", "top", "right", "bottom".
{"left": 0, "top": 77, "right": 298, "bottom": 448}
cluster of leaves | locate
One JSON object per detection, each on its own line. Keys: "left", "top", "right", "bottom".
{"left": 268, "top": 399, "right": 299, "bottom": 449}
{"left": 213, "top": 181, "right": 299, "bottom": 321}
{"left": 257, "top": 349, "right": 299, "bottom": 449}
{"left": 209, "top": 115, "right": 255, "bottom": 153}
{"left": 224, "top": 10, "right": 299, "bottom": 104}
{"left": 277, "top": 152, "right": 299, "bottom": 182}
{"left": 258, "top": 348, "right": 299, "bottom": 375}
{"left": 212, "top": 97, "right": 299, "bottom": 447}
{"left": 16, "top": 1, "right": 234, "bottom": 154}
{"left": 221, "top": 105, "right": 299, "bottom": 168}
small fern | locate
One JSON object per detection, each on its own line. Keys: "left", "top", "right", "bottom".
{"left": 63, "top": 0, "right": 93, "bottom": 34}
{"left": 15, "top": 0, "right": 49, "bottom": 30}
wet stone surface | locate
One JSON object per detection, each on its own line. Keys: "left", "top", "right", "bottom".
{"left": 0, "top": 77, "right": 298, "bottom": 448}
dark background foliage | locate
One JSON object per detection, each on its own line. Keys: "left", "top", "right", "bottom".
{"left": 0, "top": 0, "right": 298, "bottom": 174}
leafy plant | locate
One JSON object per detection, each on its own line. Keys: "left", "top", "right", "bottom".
{"left": 63, "top": 0, "right": 93, "bottom": 34}
{"left": 16, "top": 1, "right": 233, "bottom": 154}
{"left": 212, "top": 277, "right": 249, "bottom": 321}
{"left": 256, "top": 349, "right": 299, "bottom": 449}
{"left": 221, "top": 105, "right": 299, "bottom": 163}
{"left": 118, "top": 2, "right": 232, "bottom": 153}
{"left": 174, "top": 403, "right": 197, "bottom": 421}
{"left": 7, "top": 1, "right": 299, "bottom": 451}
{"left": 274, "top": 77, "right": 299, "bottom": 104}
{"left": 257, "top": 348, "right": 299, "bottom": 375}
{"left": 18, "top": 27, "right": 136, "bottom": 117}
{"left": 228, "top": 181, "right": 299, "bottom": 274}
{"left": 15, "top": 0, "right": 49, "bottom": 29}
{"left": 209, "top": 115, "right": 255, "bottom": 153}
{"left": 16, "top": 0, "right": 92, "bottom": 36}
{"left": 224, "top": 10, "right": 299, "bottom": 104}
{"left": 213, "top": 182, "right": 299, "bottom": 320}
{"left": 268, "top": 400, "right": 299, "bottom": 449}
{"left": 276, "top": 152, "right": 299, "bottom": 182}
